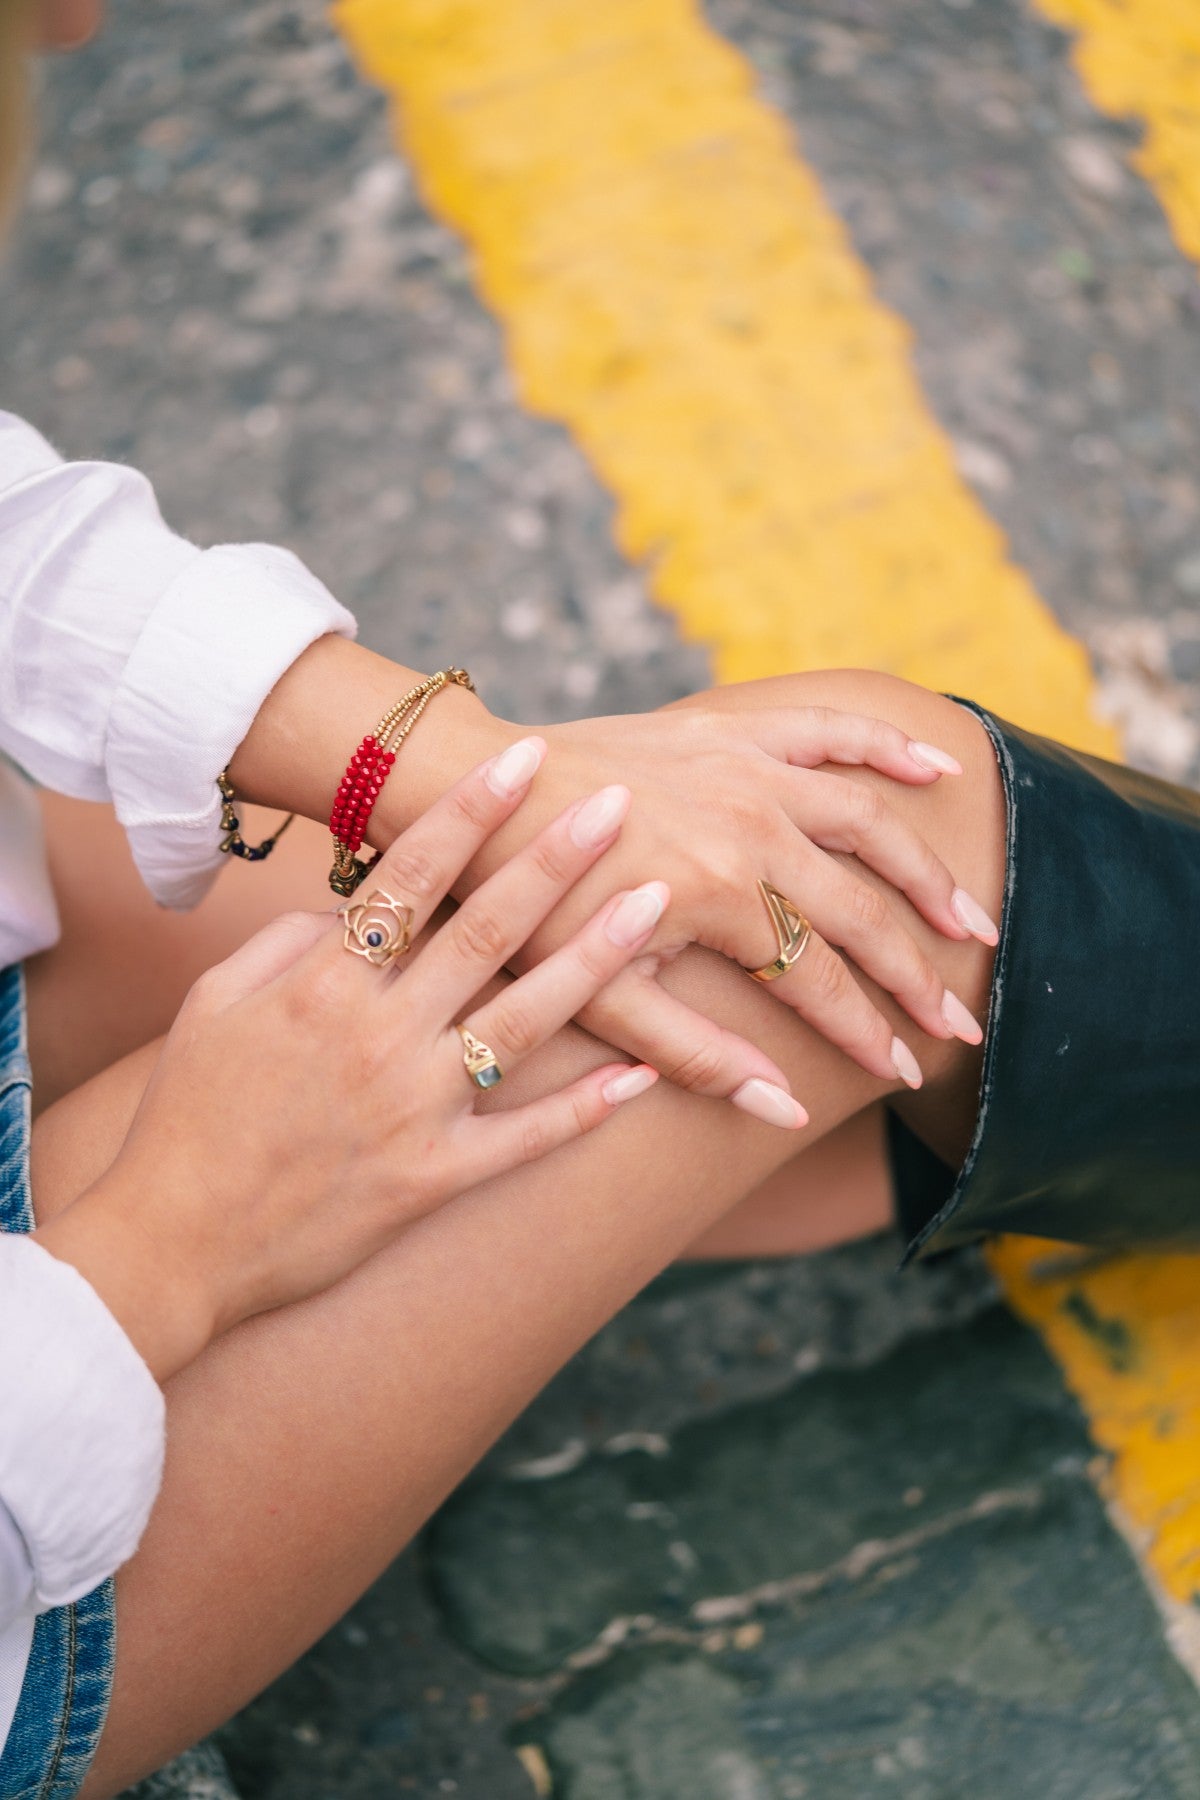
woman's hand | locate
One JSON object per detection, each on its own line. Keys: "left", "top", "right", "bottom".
{"left": 33, "top": 740, "right": 663, "bottom": 1384}
{"left": 452, "top": 694, "right": 996, "bottom": 1109}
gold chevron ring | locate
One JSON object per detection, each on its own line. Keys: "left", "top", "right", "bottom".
{"left": 746, "top": 880, "right": 813, "bottom": 983}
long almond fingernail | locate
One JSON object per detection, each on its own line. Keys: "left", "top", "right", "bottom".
{"left": 602, "top": 1066, "right": 659, "bottom": 1105}
{"left": 942, "top": 990, "right": 984, "bottom": 1045}
{"left": 891, "top": 1037, "right": 924, "bottom": 1089}
{"left": 908, "top": 741, "right": 963, "bottom": 776}
{"left": 570, "top": 785, "right": 631, "bottom": 849}
{"left": 951, "top": 887, "right": 1000, "bottom": 945}
{"left": 731, "top": 1079, "right": 809, "bottom": 1130}
{"left": 486, "top": 736, "right": 547, "bottom": 798}
{"left": 605, "top": 882, "right": 668, "bottom": 947}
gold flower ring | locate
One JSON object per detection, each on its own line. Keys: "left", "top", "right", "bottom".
{"left": 340, "top": 888, "right": 413, "bottom": 969}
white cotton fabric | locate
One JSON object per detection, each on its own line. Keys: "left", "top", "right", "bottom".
{"left": 0, "top": 1240, "right": 167, "bottom": 1746}
{"left": 0, "top": 409, "right": 356, "bottom": 955}
{"left": 0, "top": 408, "right": 358, "bottom": 1754}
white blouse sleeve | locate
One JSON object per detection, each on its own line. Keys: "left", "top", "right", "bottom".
{"left": 0, "top": 1236, "right": 165, "bottom": 1626}
{"left": 0, "top": 410, "right": 357, "bottom": 908}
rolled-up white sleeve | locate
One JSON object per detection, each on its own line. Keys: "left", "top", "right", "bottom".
{"left": 0, "top": 410, "right": 356, "bottom": 909}
{"left": 0, "top": 1233, "right": 165, "bottom": 1756}
{"left": 0, "top": 1237, "right": 164, "bottom": 1618}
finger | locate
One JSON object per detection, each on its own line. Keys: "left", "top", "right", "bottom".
{"left": 401, "top": 783, "right": 634, "bottom": 1027}
{"left": 764, "top": 922, "right": 928, "bottom": 1085}
{"left": 748, "top": 706, "right": 963, "bottom": 784}
{"left": 766, "top": 851, "right": 951, "bottom": 1051}
{"left": 460, "top": 882, "right": 670, "bottom": 1072}
{"left": 190, "top": 910, "right": 336, "bottom": 1009}
{"left": 780, "top": 770, "right": 998, "bottom": 946}
{"left": 295, "top": 734, "right": 550, "bottom": 992}
{"left": 578, "top": 967, "right": 809, "bottom": 1127}
{"left": 449, "top": 1062, "right": 661, "bottom": 1190}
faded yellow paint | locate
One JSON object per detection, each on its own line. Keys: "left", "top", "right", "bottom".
{"left": 994, "top": 1240, "right": 1200, "bottom": 1601}
{"left": 335, "top": 0, "right": 1106, "bottom": 744}
{"left": 1035, "top": 0, "right": 1200, "bottom": 264}
{"left": 332, "top": 0, "right": 1200, "bottom": 1610}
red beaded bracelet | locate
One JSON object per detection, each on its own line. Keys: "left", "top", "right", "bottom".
{"left": 328, "top": 667, "right": 475, "bottom": 897}
{"left": 328, "top": 737, "right": 396, "bottom": 856}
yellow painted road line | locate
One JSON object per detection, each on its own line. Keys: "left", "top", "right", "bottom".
{"left": 333, "top": 0, "right": 1200, "bottom": 1614}
{"left": 336, "top": 0, "right": 1104, "bottom": 742}
{"left": 1035, "top": 0, "right": 1200, "bottom": 265}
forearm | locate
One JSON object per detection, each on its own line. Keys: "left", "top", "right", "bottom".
{"left": 33, "top": 1167, "right": 216, "bottom": 1388}
{"left": 227, "top": 634, "right": 518, "bottom": 839}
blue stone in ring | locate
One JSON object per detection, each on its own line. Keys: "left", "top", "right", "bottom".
{"left": 473, "top": 1062, "right": 503, "bottom": 1089}
{"left": 366, "top": 928, "right": 385, "bottom": 948}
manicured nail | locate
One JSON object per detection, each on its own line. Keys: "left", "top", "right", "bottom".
{"left": 602, "top": 1065, "right": 659, "bottom": 1106}
{"left": 891, "top": 1036, "right": 924, "bottom": 1089}
{"left": 942, "top": 990, "right": 984, "bottom": 1045}
{"left": 605, "top": 881, "right": 668, "bottom": 947}
{"left": 486, "top": 735, "right": 547, "bottom": 798}
{"left": 951, "top": 887, "right": 1000, "bottom": 945}
{"left": 731, "top": 1079, "right": 809, "bottom": 1130}
{"left": 908, "top": 741, "right": 963, "bottom": 776}
{"left": 570, "top": 784, "right": 632, "bottom": 849}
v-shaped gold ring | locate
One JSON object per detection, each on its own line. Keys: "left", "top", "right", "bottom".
{"left": 746, "top": 879, "right": 813, "bottom": 983}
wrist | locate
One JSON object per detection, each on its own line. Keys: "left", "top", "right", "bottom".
{"left": 32, "top": 1177, "right": 219, "bottom": 1386}
{"left": 369, "top": 691, "right": 519, "bottom": 846}
{"left": 230, "top": 635, "right": 519, "bottom": 839}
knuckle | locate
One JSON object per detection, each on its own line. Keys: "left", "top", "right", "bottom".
{"left": 495, "top": 997, "right": 541, "bottom": 1059}
{"left": 847, "top": 785, "right": 886, "bottom": 838}
{"left": 911, "top": 953, "right": 944, "bottom": 1010}
{"left": 572, "top": 937, "right": 611, "bottom": 987}
{"left": 529, "top": 838, "right": 574, "bottom": 887}
{"left": 383, "top": 846, "right": 442, "bottom": 902}
{"left": 846, "top": 881, "right": 889, "bottom": 936}
{"left": 447, "top": 782, "right": 496, "bottom": 831}
{"left": 664, "top": 1039, "right": 725, "bottom": 1093}
{"left": 519, "top": 1114, "right": 550, "bottom": 1165}
{"left": 806, "top": 944, "right": 851, "bottom": 1007}
{"left": 451, "top": 903, "right": 509, "bottom": 965}
{"left": 571, "top": 1089, "right": 599, "bottom": 1137}
{"left": 866, "top": 717, "right": 894, "bottom": 756}
{"left": 849, "top": 1010, "right": 892, "bottom": 1062}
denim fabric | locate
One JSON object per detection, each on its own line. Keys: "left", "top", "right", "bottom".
{"left": 0, "top": 963, "right": 117, "bottom": 1800}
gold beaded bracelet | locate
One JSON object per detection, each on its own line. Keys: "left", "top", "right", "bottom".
{"left": 327, "top": 667, "right": 476, "bottom": 897}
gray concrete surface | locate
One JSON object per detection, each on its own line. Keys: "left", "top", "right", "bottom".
{"left": 3, "top": 1, "right": 1199, "bottom": 1795}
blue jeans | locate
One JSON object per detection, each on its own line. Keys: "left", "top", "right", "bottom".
{"left": 0, "top": 963, "right": 116, "bottom": 1800}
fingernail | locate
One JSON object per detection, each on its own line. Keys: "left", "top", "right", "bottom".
{"left": 942, "top": 990, "right": 984, "bottom": 1045}
{"left": 605, "top": 881, "right": 668, "bottom": 947}
{"left": 951, "top": 887, "right": 1000, "bottom": 945}
{"left": 908, "top": 741, "right": 963, "bottom": 776}
{"left": 570, "top": 784, "right": 632, "bottom": 849}
{"left": 486, "top": 736, "right": 547, "bottom": 798}
{"left": 891, "top": 1036, "right": 924, "bottom": 1089}
{"left": 602, "top": 1065, "right": 659, "bottom": 1106}
{"left": 731, "top": 1079, "right": 809, "bottom": 1130}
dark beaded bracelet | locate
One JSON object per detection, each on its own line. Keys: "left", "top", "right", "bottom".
{"left": 216, "top": 769, "right": 295, "bottom": 862}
